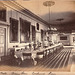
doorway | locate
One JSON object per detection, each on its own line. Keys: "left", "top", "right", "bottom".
{"left": 0, "top": 27, "right": 6, "bottom": 57}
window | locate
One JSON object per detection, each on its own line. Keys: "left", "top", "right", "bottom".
{"left": 32, "top": 26, "right": 36, "bottom": 42}
{"left": 20, "top": 18, "right": 30, "bottom": 43}
{"left": 36, "top": 23, "right": 39, "bottom": 30}
{"left": 0, "top": 6, "right": 6, "bottom": 21}
{"left": 10, "top": 18, "right": 18, "bottom": 42}
{"left": 41, "top": 30, "right": 43, "bottom": 41}
{"left": 73, "top": 36, "right": 75, "bottom": 42}
{"left": 60, "top": 36, "right": 67, "bottom": 40}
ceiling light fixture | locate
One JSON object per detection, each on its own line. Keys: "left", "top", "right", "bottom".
{"left": 43, "top": 1, "right": 55, "bottom": 30}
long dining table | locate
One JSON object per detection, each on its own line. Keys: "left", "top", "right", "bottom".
{"left": 13, "top": 43, "right": 63, "bottom": 65}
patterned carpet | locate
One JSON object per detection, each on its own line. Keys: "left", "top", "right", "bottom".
{"left": 0, "top": 47, "right": 73, "bottom": 72}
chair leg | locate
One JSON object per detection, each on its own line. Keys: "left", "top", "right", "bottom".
{"left": 32, "top": 58, "right": 37, "bottom": 66}
{"left": 15, "top": 58, "right": 22, "bottom": 66}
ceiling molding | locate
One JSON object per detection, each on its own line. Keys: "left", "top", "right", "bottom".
{"left": 3, "top": 1, "right": 49, "bottom": 26}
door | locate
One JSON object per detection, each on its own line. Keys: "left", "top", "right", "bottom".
{"left": 0, "top": 27, "right": 6, "bottom": 57}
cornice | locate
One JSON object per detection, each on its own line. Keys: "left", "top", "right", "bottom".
{"left": 2, "top": 1, "right": 49, "bottom": 26}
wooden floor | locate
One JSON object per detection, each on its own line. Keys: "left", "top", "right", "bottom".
{"left": 0, "top": 47, "right": 74, "bottom": 72}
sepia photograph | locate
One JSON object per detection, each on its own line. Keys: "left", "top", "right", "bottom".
{"left": 0, "top": 0, "right": 75, "bottom": 74}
